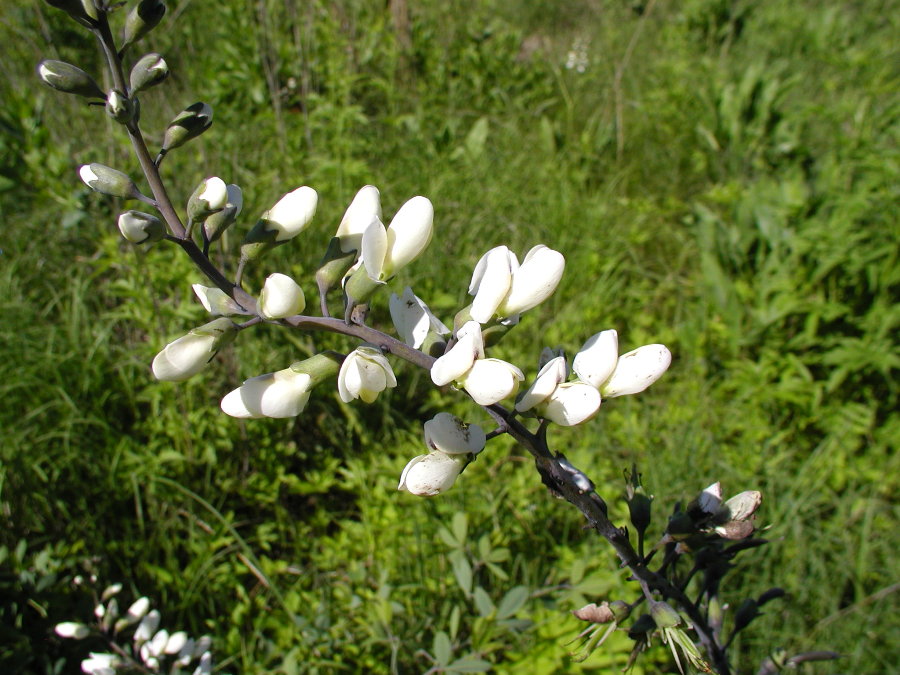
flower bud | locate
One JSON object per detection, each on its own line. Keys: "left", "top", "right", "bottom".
{"left": 600, "top": 344, "right": 672, "bottom": 397}
{"left": 388, "top": 287, "right": 449, "bottom": 349}
{"left": 240, "top": 186, "right": 318, "bottom": 261}
{"left": 398, "top": 451, "right": 468, "bottom": 496}
{"left": 106, "top": 89, "right": 137, "bottom": 124}
{"left": 497, "top": 245, "right": 565, "bottom": 318}
{"left": 424, "top": 412, "right": 486, "bottom": 455}
{"left": 117, "top": 210, "right": 164, "bottom": 243}
{"left": 54, "top": 622, "right": 90, "bottom": 639}
{"left": 81, "top": 652, "right": 119, "bottom": 674}
{"left": 101, "top": 583, "right": 122, "bottom": 601}
{"left": 134, "top": 609, "right": 160, "bottom": 644}
{"left": 572, "top": 602, "right": 615, "bottom": 624}
{"left": 122, "top": 0, "right": 167, "bottom": 51}
{"left": 202, "top": 183, "right": 242, "bottom": 244}
{"left": 125, "top": 597, "right": 151, "bottom": 623}
{"left": 258, "top": 273, "right": 305, "bottom": 319}
{"left": 539, "top": 381, "right": 602, "bottom": 426}
{"left": 335, "top": 185, "right": 381, "bottom": 254}
{"left": 192, "top": 284, "right": 243, "bottom": 316}
{"left": 151, "top": 317, "right": 236, "bottom": 381}
{"left": 79, "top": 164, "right": 141, "bottom": 199}
{"left": 724, "top": 490, "right": 762, "bottom": 521}
{"left": 161, "top": 102, "right": 213, "bottom": 155}
{"left": 187, "top": 176, "right": 228, "bottom": 222}
{"left": 338, "top": 346, "right": 397, "bottom": 403}
{"left": 515, "top": 356, "right": 567, "bottom": 413}
{"left": 461, "top": 358, "right": 524, "bottom": 406}
{"left": 361, "top": 196, "right": 433, "bottom": 282}
{"left": 164, "top": 631, "right": 188, "bottom": 655}
{"left": 129, "top": 53, "right": 169, "bottom": 94}
{"left": 43, "top": 0, "right": 98, "bottom": 26}
{"left": 650, "top": 600, "right": 681, "bottom": 629}
{"left": 37, "top": 60, "right": 104, "bottom": 99}
{"left": 572, "top": 329, "right": 619, "bottom": 389}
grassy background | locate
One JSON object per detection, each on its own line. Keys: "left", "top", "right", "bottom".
{"left": 1, "top": 0, "right": 897, "bottom": 672}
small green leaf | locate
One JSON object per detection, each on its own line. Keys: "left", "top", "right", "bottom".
{"left": 473, "top": 586, "right": 494, "bottom": 617}
{"left": 437, "top": 524, "right": 460, "bottom": 549}
{"left": 450, "top": 550, "right": 472, "bottom": 596}
{"left": 485, "top": 562, "right": 508, "bottom": 581}
{"left": 496, "top": 585, "right": 529, "bottom": 620}
{"left": 451, "top": 511, "right": 468, "bottom": 543}
{"left": 433, "top": 630, "right": 452, "bottom": 666}
{"left": 446, "top": 656, "right": 493, "bottom": 673}
{"left": 449, "top": 604, "right": 461, "bottom": 641}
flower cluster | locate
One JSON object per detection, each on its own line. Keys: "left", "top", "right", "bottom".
{"left": 54, "top": 585, "right": 214, "bottom": 675}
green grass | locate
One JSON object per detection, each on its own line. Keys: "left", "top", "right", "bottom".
{"left": 1, "top": 0, "right": 897, "bottom": 673}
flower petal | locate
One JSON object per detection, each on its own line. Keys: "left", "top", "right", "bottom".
{"left": 498, "top": 245, "right": 565, "bottom": 317}
{"left": 601, "top": 344, "right": 672, "bottom": 397}
{"left": 361, "top": 217, "right": 388, "bottom": 281}
{"left": 540, "top": 381, "right": 602, "bottom": 426}
{"left": 462, "top": 358, "right": 525, "bottom": 405}
{"left": 336, "top": 185, "right": 382, "bottom": 253}
{"left": 424, "top": 412, "right": 487, "bottom": 454}
{"left": 573, "top": 329, "right": 619, "bottom": 389}
{"left": 515, "top": 355, "right": 567, "bottom": 412}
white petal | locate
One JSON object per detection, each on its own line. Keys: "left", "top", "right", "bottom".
{"left": 221, "top": 369, "right": 311, "bottom": 418}
{"left": 698, "top": 482, "right": 723, "bottom": 514}
{"left": 258, "top": 273, "right": 305, "bottom": 319}
{"left": 431, "top": 330, "right": 480, "bottom": 386}
{"left": 601, "top": 344, "right": 672, "bottom": 397}
{"left": 336, "top": 185, "right": 381, "bottom": 253}
{"left": 338, "top": 347, "right": 396, "bottom": 403}
{"left": 516, "top": 356, "right": 568, "bottom": 412}
{"left": 572, "top": 329, "right": 619, "bottom": 389}
{"left": 398, "top": 451, "right": 465, "bottom": 496}
{"left": 55, "top": 622, "right": 90, "bottom": 639}
{"left": 540, "top": 381, "right": 602, "bottom": 426}
{"left": 164, "top": 631, "right": 188, "bottom": 655}
{"left": 469, "top": 246, "right": 515, "bottom": 323}
{"left": 192, "top": 284, "right": 242, "bottom": 316}
{"left": 389, "top": 287, "right": 448, "bottom": 348}
{"left": 498, "top": 245, "right": 565, "bottom": 317}
{"left": 384, "top": 196, "right": 433, "bottom": 274}
{"left": 263, "top": 186, "right": 318, "bottom": 241}
{"left": 456, "top": 320, "right": 486, "bottom": 359}
{"left": 152, "top": 334, "right": 214, "bottom": 381}
{"left": 226, "top": 184, "right": 243, "bottom": 215}
{"left": 462, "top": 358, "right": 525, "bottom": 405}
{"left": 725, "top": 491, "right": 762, "bottom": 521}
{"left": 199, "top": 177, "right": 227, "bottom": 210}
{"left": 424, "top": 412, "right": 486, "bottom": 454}
{"left": 361, "top": 217, "right": 388, "bottom": 281}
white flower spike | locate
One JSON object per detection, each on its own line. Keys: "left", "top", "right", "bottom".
{"left": 258, "top": 273, "right": 305, "bottom": 319}
{"left": 338, "top": 346, "right": 397, "bottom": 403}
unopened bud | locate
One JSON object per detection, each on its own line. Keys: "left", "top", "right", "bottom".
{"left": 106, "top": 89, "right": 137, "bottom": 124}
{"left": 37, "top": 60, "right": 104, "bottom": 99}
{"left": 608, "top": 600, "right": 632, "bottom": 623}
{"left": 161, "top": 102, "right": 213, "bottom": 155}
{"left": 258, "top": 273, "right": 305, "bottom": 319}
{"left": 122, "top": 0, "right": 166, "bottom": 51}
{"left": 650, "top": 601, "right": 681, "bottom": 629}
{"left": 129, "top": 53, "right": 169, "bottom": 94}
{"left": 203, "top": 183, "right": 242, "bottom": 244}
{"left": 54, "top": 622, "right": 90, "bottom": 639}
{"left": 79, "top": 163, "right": 141, "bottom": 199}
{"left": 665, "top": 511, "right": 695, "bottom": 539}
{"left": 187, "top": 176, "right": 227, "bottom": 222}
{"left": 43, "top": 0, "right": 98, "bottom": 26}
{"left": 316, "top": 237, "right": 358, "bottom": 295}
{"left": 118, "top": 210, "right": 165, "bottom": 243}
{"left": 572, "top": 602, "right": 615, "bottom": 624}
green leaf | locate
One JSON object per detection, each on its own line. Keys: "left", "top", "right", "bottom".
{"left": 451, "top": 511, "right": 468, "bottom": 543}
{"left": 473, "top": 586, "right": 494, "bottom": 617}
{"left": 437, "top": 524, "right": 460, "bottom": 549}
{"left": 496, "top": 585, "right": 529, "bottom": 620}
{"left": 450, "top": 550, "right": 472, "bottom": 596}
{"left": 446, "top": 656, "right": 493, "bottom": 673}
{"left": 449, "top": 604, "right": 461, "bottom": 641}
{"left": 433, "top": 630, "right": 452, "bottom": 666}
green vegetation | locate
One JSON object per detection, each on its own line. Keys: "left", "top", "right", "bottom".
{"left": 1, "top": 0, "right": 897, "bottom": 672}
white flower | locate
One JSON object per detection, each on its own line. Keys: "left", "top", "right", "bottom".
{"left": 260, "top": 186, "right": 318, "bottom": 242}
{"left": 515, "top": 355, "right": 567, "bottom": 412}
{"left": 424, "top": 413, "right": 486, "bottom": 455}
{"left": 468, "top": 244, "right": 565, "bottom": 322}
{"left": 146, "top": 629, "right": 169, "bottom": 659}
{"left": 221, "top": 368, "right": 312, "bottom": 418}
{"left": 539, "top": 381, "right": 602, "bottom": 426}
{"left": 572, "top": 329, "right": 619, "bottom": 388}
{"left": 335, "top": 185, "right": 381, "bottom": 253}
{"left": 338, "top": 346, "right": 397, "bottom": 403}
{"left": 572, "top": 332, "right": 671, "bottom": 397}
{"left": 165, "top": 631, "right": 189, "bottom": 655}
{"left": 398, "top": 451, "right": 468, "bottom": 496}
{"left": 430, "top": 321, "right": 522, "bottom": 405}
{"left": 134, "top": 609, "right": 160, "bottom": 644}
{"left": 192, "top": 284, "right": 243, "bottom": 316}
{"left": 151, "top": 318, "right": 235, "bottom": 381}
{"left": 388, "top": 287, "right": 449, "bottom": 348}
{"left": 54, "top": 622, "right": 89, "bottom": 639}
{"left": 258, "top": 273, "right": 305, "bottom": 319}
{"left": 361, "top": 196, "right": 433, "bottom": 281}
{"left": 117, "top": 210, "right": 164, "bottom": 244}
{"left": 81, "top": 653, "right": 118, "bottom": 675}
{"left": 600, "top": 344, "right": 672, "bottom": 397}
{"left": 460, "top": 358, "right": 524, "bottom": 406}
{"left": 125, "top": 596, "right": 150, "bottom": 623}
